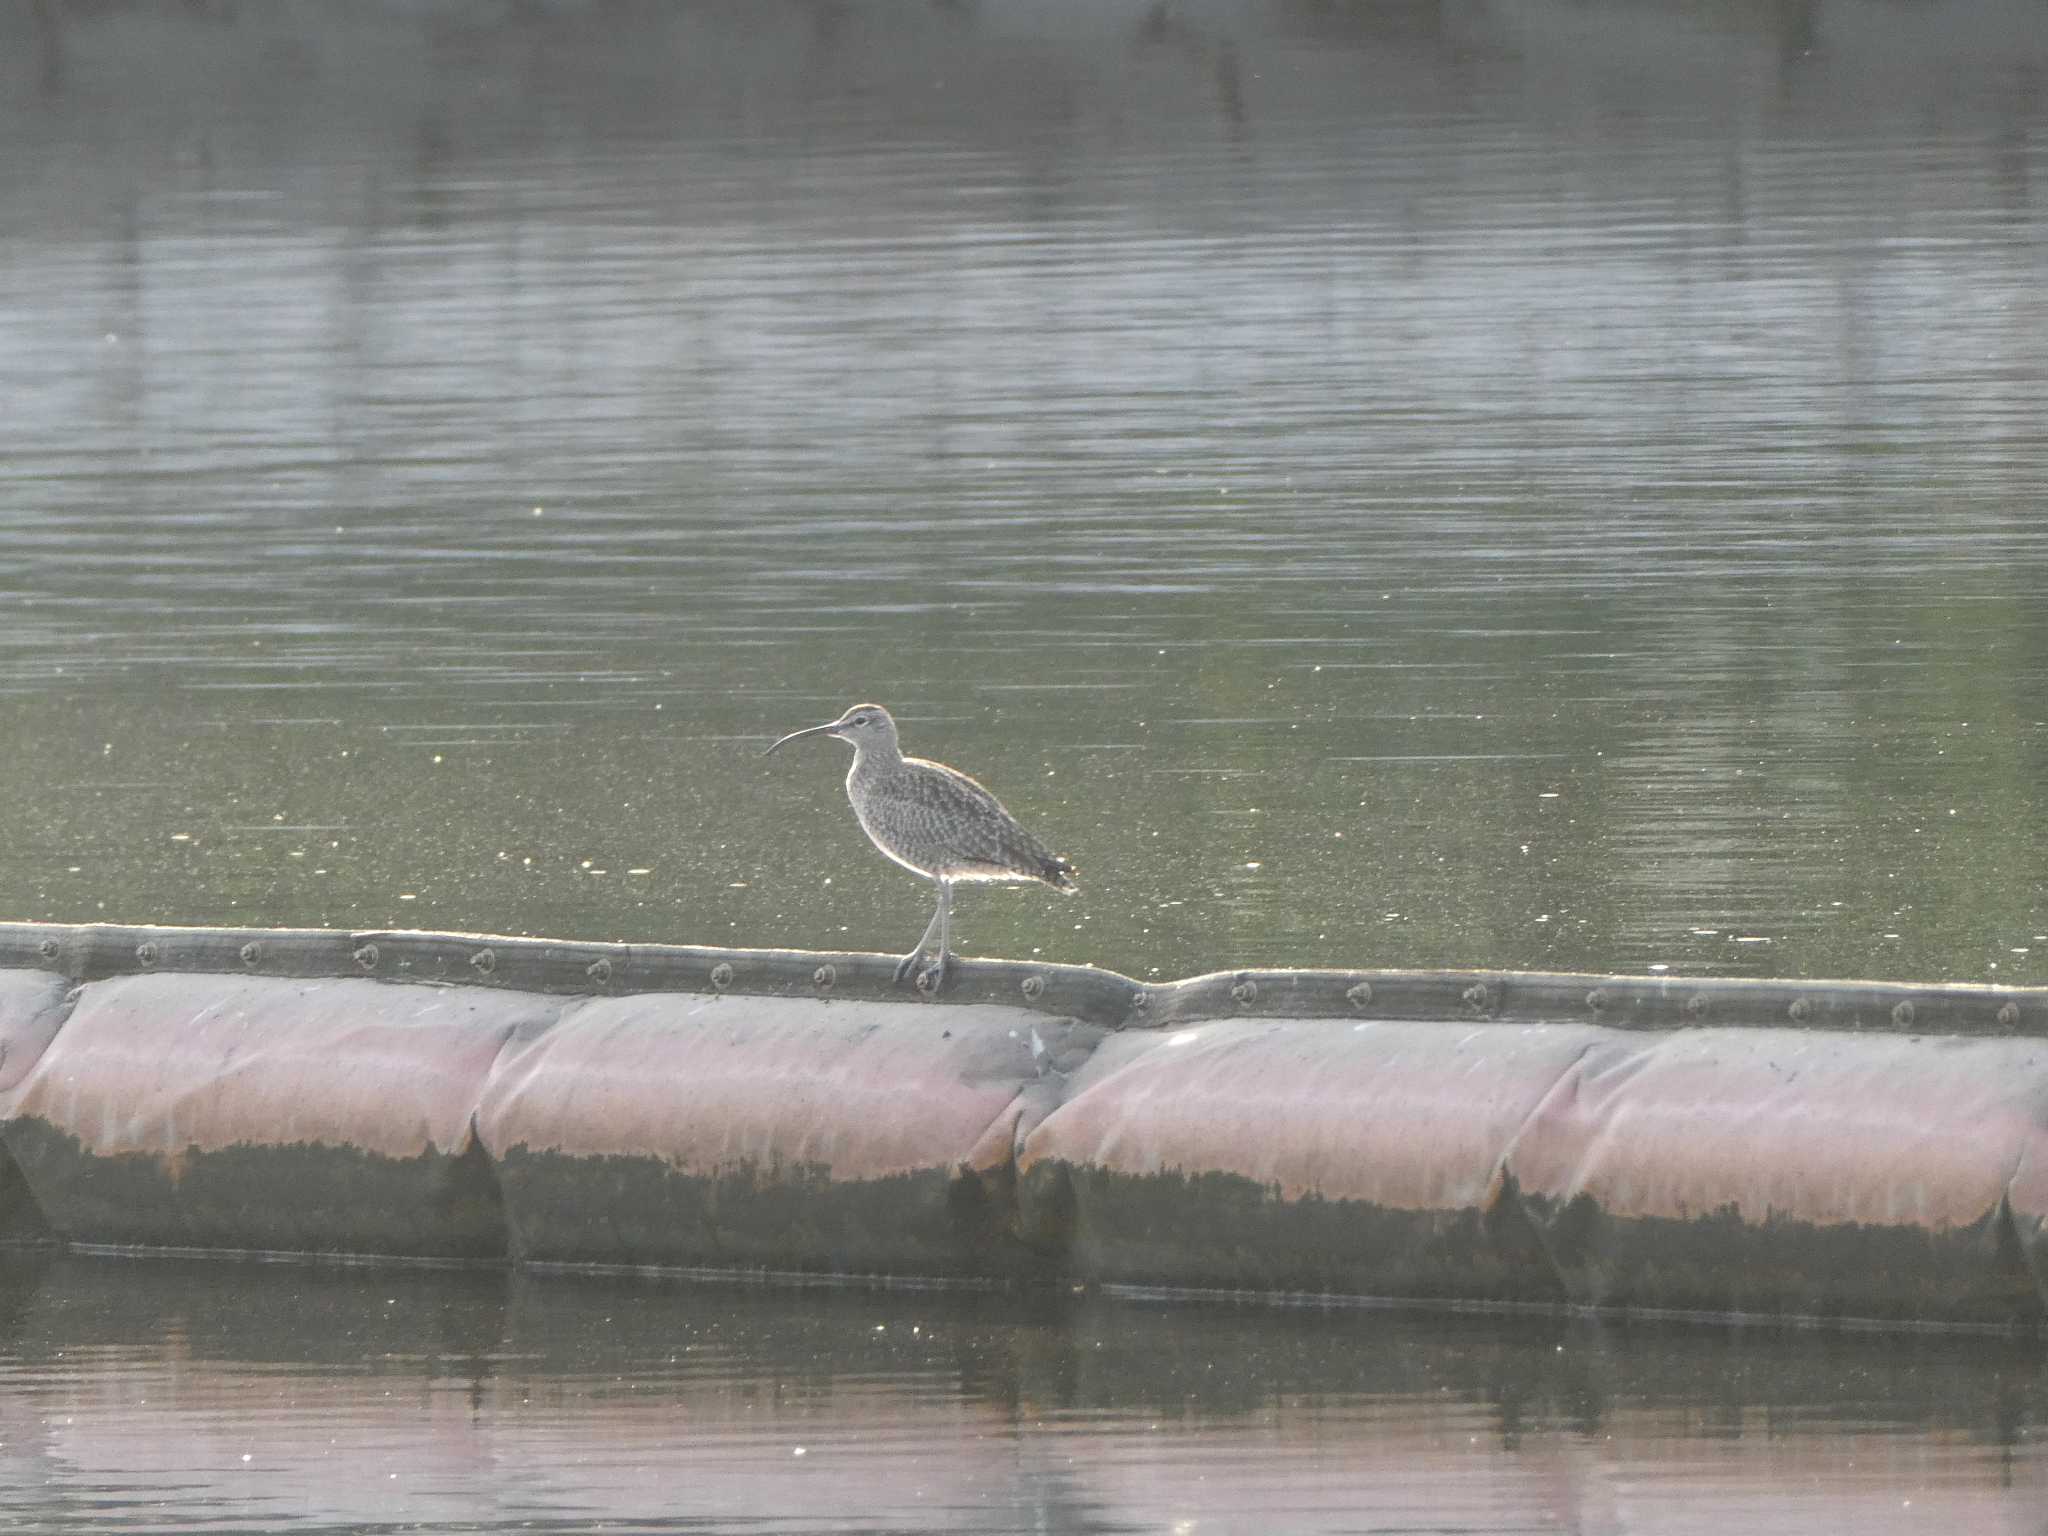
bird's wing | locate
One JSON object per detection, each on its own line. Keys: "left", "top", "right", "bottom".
{"left": 903, "top": 757, "right": 1065, "bottom": 877}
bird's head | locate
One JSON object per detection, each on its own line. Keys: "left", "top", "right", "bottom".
{"left": 765, "top": 702, "right": 900, "bottom": 758}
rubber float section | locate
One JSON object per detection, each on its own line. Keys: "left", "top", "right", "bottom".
{"left": 2, "top": 973, "right": 547, "bottom": 1256}
{"left": 477, "top": 993, "right": 1100, "bottom": 1274}
{"left": 0, "top": 925, "right": 2046, "bottom": 1324}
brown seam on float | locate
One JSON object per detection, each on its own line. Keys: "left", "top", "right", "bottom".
{"left": 454, "top": 993, "right": 592, "bottom": 1263}
{"left": 49, "top": 981, "right": 87, "bottom": 1033}
{"left": 465, "top": 993, "right": 595, "bottom": 1142}
{"left": 0, "top": 978, "right": 91, "bottom": 1102}
{"left": 2003, "top": 1139, "right": 2047, "bottom": 1313}
{"left": 960, "top": 1021, "right": 1113, "bottom": 1258}
{"left": 1495, "top": 1033, "right": 1624, "bottom": 1304}
{"left": 452, "top": 1112, "right": 514, "bottom": 1262}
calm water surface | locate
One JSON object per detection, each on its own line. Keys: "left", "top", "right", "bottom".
{"left": 4, "top": 3, "right": 2048, "bottom": 1529}
{"left": 2, "top": 0, "right": 2045, "bottom": 984}
{"left": 0, "top": 1252, "right": 2044, "bottom": 1535}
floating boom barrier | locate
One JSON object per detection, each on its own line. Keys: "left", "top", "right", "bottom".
{"left": 0, "top": 921, "right": 2044, "bottom": 1327}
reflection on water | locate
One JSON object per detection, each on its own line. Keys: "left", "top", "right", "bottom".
{"left": 0, "top": 1251, "right": 2038, "bottom": 1534}
{"left": 1, "top": 0, "right": 2046, "bottom": 986}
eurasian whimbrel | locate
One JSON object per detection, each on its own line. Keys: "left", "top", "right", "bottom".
{"left": 764, "top": 703, "right": 1078, "bottom": 989}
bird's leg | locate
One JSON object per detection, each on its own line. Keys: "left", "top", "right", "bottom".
{"left": 929, "top": 877, "right": 954, "bottom": 991}
{"left": 895, "top": 880, "right": 947, "bottom": 984}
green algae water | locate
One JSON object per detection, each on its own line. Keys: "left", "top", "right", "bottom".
{"left": 3, "top": 4, "right": 2047, "bottom": 988}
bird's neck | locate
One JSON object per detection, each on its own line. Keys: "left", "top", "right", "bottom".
{"left": 848, "top": 740, "right": 905, "bottom": 779}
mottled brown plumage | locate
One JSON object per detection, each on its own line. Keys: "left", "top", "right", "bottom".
{"left": 765, "top": 703, "right": 1077, "bottom": 989}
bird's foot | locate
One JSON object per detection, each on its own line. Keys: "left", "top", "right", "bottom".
{"left": 895, "top": 949, "right": 947, "bottom": 994}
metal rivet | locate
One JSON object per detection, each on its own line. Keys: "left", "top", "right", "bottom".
{"left": 1684, "top": 993, "right": 1709, "bottom": 1020}
{"left": 1998, "top": 1001, "right": 2021, "bottom": 1031}
{"left": 813, "top": 964, "right": 835, "bottom": 989}
{"left": 135, "top": 941, "right": 158, "bottom": 967}
{"left": 240, "top": 942, "right": 261, "bottom": 967}
{"left": 1585, "top": 987, "right": 1608, "bottom": 1012}
{"left": 1021, "top": 975, "right": 1045, "bottom": 1000}
{"left": 711, "top": 962, "right": 733, "bottom": 990}
{"left": 36, "top": 938, "right": 57, "bottom": 960}
{"left": 1347, "top": 982, "right": 1373, "bottom": 1010}
{"left": 1231, "top": 978, "right": 1257, "bottom": 1006}
{"left": 1891, "top": 1000, "right": 1915, "bottom": 1029}
{"left": 1788, "top": 997, "right": 1812, "bottom": 1023}
{"left": 353, "top": 943, "right": 379, "bottom": 971}
{"left": 470, "top": 948, "right": 495, "bottom": 975}
{"left": 1462, "top": 982, "right": 1491, "bottom": 1012}
{"left": 586, "top": 957, "right": 613, "bottom": 985}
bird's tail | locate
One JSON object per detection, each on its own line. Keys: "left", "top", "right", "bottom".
{"left": 1042, "top": 852, "right": 1079, "bottom": 893}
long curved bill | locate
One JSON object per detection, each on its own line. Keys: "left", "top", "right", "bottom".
{"left": 764, "top": 721, "right": 840, "bottom": 757}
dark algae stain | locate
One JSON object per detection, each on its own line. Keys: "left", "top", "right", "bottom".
{"left": 491, "top": 1145, "right": 1063, "bottom": 1278}
{"left": 1036, "top": 1163, "right": 1569, "bottom": 1302}
{"left": 0, "top": 1118, "right": 507, "bottom": 1259}
{"left": 1518, "top": 1189, "right": 2045, "bottom": 1325}
{"left": 1, "top": 1112, "right": 2041, "bottom": 1326}
{"left": 1018, "top": 1161, "right": 2047, "bottom": 1323}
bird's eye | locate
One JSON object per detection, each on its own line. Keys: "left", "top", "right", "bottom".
{"left": 851, "top": 713, "right": 870, "bottom": 726}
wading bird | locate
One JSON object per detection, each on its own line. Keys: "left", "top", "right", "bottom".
{"left": 765, "top": 703, "right": 1077, "bottom": 990}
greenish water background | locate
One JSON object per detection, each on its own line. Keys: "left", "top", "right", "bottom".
{"left": 4, "top": 1, "right": 2047, "bottom": 984}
